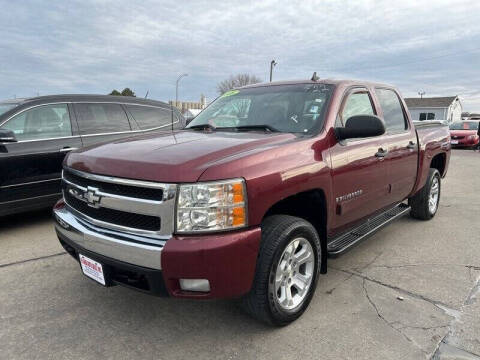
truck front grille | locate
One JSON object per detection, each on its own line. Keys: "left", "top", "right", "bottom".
{"left": 64, "top": 191, "right": 161, "bottom": 231}
{"left": 63, "top": 170, "right": 163, "bottom": 201}
{"left": 62, "top": 168, "right": 177, "bottom": 238}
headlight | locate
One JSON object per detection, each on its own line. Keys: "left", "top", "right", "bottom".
{"left": 176, "top": 179, "right": 247, "bottom": 233}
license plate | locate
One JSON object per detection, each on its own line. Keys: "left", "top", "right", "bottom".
{"left": 451, "top": 140, "right": 458, "bottom": 144}
{"left": 79, "top": 254, "right": 106, "bottom": 285}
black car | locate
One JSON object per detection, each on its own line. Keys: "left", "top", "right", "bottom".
{"left": 0, "top": 94, "right": 185, "bottom": 216}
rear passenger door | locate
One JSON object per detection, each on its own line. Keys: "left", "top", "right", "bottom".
{"left": 73, "top": 103, "right": 133, "bottom": 146}
{"left": 125, "top": 104, "right": 184, "bottom": 132}
{"left": 374, "top": 88, "right": 418, "bottom": 203}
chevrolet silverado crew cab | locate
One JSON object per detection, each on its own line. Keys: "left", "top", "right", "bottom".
{"left": 54, "top": 78, "right": 450, "bottom": 325}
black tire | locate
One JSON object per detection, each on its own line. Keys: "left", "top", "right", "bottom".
{"left": 409, "top": 168, "right": 441, "bottom": 220}
{"left": 241, "top": 215, "right": 321, "bottom": 326}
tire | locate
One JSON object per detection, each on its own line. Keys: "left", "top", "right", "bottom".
{"left": 241, "top": 215, "right": 321, "bottom": 326}
{"left": 409, "top": 168, "right": 441, "bottom": 220}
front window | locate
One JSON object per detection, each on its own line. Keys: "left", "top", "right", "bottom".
{"left": 0, "top": 103, "right": 19, "bottom": 116}
{"left": 0, "top": 104, "right": 72, "bottom": 141}
{"left": 450, "top": 121, "right": 479, "bottom": 130}
{"left": 187, "top": 84, "right": 334, "bottom": 134}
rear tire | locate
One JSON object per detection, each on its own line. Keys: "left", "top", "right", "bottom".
{"left": 409, "top": 168, "right": 441, "bottom": 220}
{"left": 241, "top": 215, "right": 321, "bottom": 326}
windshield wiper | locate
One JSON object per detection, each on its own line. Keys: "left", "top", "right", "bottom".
{"left": 187, "top": 124, "right": 216, "bottom": 131}
{"left": 216, "top": 125, "right": 279, "bottom": 132}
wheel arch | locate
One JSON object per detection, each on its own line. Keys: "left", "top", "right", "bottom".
{"left": 430, "top": 152, "right": 446, "bottom": 176}
{"left": 262, "top": 188, "right": 328, "bottom": 273}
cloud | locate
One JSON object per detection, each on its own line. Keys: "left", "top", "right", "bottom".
{"left": 1, "top": 0, "right": 479, "bottom": 110}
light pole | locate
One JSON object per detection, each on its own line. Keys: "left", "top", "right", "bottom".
{"left": 418, "top": 91, "right": 425, "bottom": 99}
{"left": 175, "top": 73, "right": 188, "bottom": 107}
{"left": 269, "top": 60, "right": 277, "bottom": 82}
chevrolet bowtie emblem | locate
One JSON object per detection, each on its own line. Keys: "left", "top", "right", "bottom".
{"left": 84, "top": 186, "right": 101, "bottom": 208}
{"left": 69, "top": 186, "right": 102, "bottom": 208}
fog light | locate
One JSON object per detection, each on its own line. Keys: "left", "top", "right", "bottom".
{"left": 179, "top": 279, "right": 210, "bottom": 292}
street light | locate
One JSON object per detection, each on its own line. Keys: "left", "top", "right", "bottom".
{"left": 269, "top": 60, "right": 277, "bottom": 82}
{"left": 176, "top": 73, "right": 188, "bottom": 106}
{"left": 418, "top": 91, "right": 426, "bottom": 99}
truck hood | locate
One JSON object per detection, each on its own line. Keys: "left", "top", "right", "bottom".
{"left": 66, "top": 130, "right": 298, "bottom": 182}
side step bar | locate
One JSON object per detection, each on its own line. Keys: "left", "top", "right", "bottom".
{"left": 327, "top": 203, "right": 410, "bottom": 257}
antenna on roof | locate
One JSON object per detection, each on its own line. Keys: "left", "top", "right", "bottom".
{"left": 311, "top": 72, "right": 319, "bottom": 81}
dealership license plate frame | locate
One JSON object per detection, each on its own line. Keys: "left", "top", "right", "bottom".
{"left": 79, "top": 254, "right": 107, "bottom": 286}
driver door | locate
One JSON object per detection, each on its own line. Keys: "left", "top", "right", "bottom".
{"left": 329, "top": 88, "right": 390, "bottom": 234}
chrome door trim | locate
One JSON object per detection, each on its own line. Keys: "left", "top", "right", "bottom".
{"left": 79, "top": 121, "right": 179, "bottom": 138}
{"left": 0, "top": 177, "right": 61, "bottom": 189}
{"left": 0, "top": 193, "right": 61, "bottom": 205}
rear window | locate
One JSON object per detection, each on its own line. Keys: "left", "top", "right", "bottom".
{"left": 450, "top": 122, "right": 479, "bottom": 130}
{"left": 126, "top": 105, "right": 180, "bottom": 130}
{"left": 375, "top": 88, "right": 408, "bottom": 132}
{"left": 75, "top": 103, "right": 131, "bottom": 135}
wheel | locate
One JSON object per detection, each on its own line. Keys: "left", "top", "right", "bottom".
{"left": 241, "top": 215, "right": 321, "bottom": 326}
{"left": 409, "top": 168, "right": 441, "bottom": 220}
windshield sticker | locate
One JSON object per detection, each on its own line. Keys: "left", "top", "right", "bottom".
{"left": 221, "top": 90, "right": 239, "bottom": 98}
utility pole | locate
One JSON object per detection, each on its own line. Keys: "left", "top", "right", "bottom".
{"left": 269, "top": 60, "right": 277, "bottom": 82}
{"left": 418, "top": 91, "right": 426, "bottom": 99}
{"left": 175, "top": 73, "right": 188, "bottom": 107}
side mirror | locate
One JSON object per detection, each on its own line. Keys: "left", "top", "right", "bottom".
{"left": 0, "top": 129, "right": 17, "bottom": 143}
{"left": 335, "top": 115, "right": 385, "bottom": 140}
{"left": 185, "top": 116, "right": 195, "bottom": 125}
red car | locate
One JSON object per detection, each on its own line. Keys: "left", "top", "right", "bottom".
{"left": 53, "top": 78, "right": 450, "bottom": 325}
{"left": 449, "top": 121, "right": 480, "bottom": 148}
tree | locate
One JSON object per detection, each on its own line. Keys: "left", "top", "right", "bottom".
{"left": 217, "top": 74, "right": 262, "bottom": 94}
{"left": 121, "top": 88, "right": 136, "bottom": 97}
{"left": 109, "top": 88, "right": 136, "bottom": 97}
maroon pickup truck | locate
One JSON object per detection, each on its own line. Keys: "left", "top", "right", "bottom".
{"left": 54, "top": 78, "right": 450, "bottom": 325}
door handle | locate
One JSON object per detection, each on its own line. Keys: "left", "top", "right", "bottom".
{"left": 59, "top": 147, "right": 78, "bottom": 153}
{"left": 375, "top": 147, "right": 388, "bottom": 158}
{"left": 406, "top": 141, "right": 416, "bottom": 150}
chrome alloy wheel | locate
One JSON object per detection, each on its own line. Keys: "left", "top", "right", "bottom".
{"left": 272, "top": 237, "right": 315, "bottom": 311}
{"left": 428, "top": 177, "right": 439, "bottom": 214}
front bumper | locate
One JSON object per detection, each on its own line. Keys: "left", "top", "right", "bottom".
{"left": 54, "top": 201, "right": 261, "bottom": 299}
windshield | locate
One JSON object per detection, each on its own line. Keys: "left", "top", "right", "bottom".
{"left": 0, "top": 103, "right": 18, "bottom": 116}
{"left": 187, "top": 84, "right": 333, "bottom": 134}
{"left": 450, "top": 121, "right": 479, "bottom": 130}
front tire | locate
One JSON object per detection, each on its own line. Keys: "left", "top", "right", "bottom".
{"left": 409, "top": 168, "right": 441, "bottom": 220}
{"left": 241, "top": 215, "right": 321, "bottom": 326}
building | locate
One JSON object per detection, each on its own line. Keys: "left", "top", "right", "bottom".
{"left": 169, "top": 94, "right": 207, "bottom": 115}
{"left": 404, "top": 96, "right": 462, "bottom": 124}
{"left": 184, "top": 108, "right": 202, "bottom": 118}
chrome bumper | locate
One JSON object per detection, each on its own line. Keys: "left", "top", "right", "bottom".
{"left": 54, "top": 206, "right": 165, "bottom": 270}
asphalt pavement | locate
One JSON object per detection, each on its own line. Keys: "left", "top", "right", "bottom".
{"left": 1, "top": 149, "right": 479, "bottom": 360}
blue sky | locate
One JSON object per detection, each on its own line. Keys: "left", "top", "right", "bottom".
{"left": 1, "top": 0, "right": 480, "bottom": 111}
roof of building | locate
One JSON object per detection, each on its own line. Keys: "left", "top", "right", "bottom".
{"left": 404, "top": 96, "right": 458, "bottom": 108}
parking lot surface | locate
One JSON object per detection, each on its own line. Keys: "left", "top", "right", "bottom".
{"left": 1, "top": 150, "right": 479, "bottom": 360}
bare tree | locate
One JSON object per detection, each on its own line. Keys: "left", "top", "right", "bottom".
{"left": 217, "top": 74, "right": 262, "bottom": 94}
